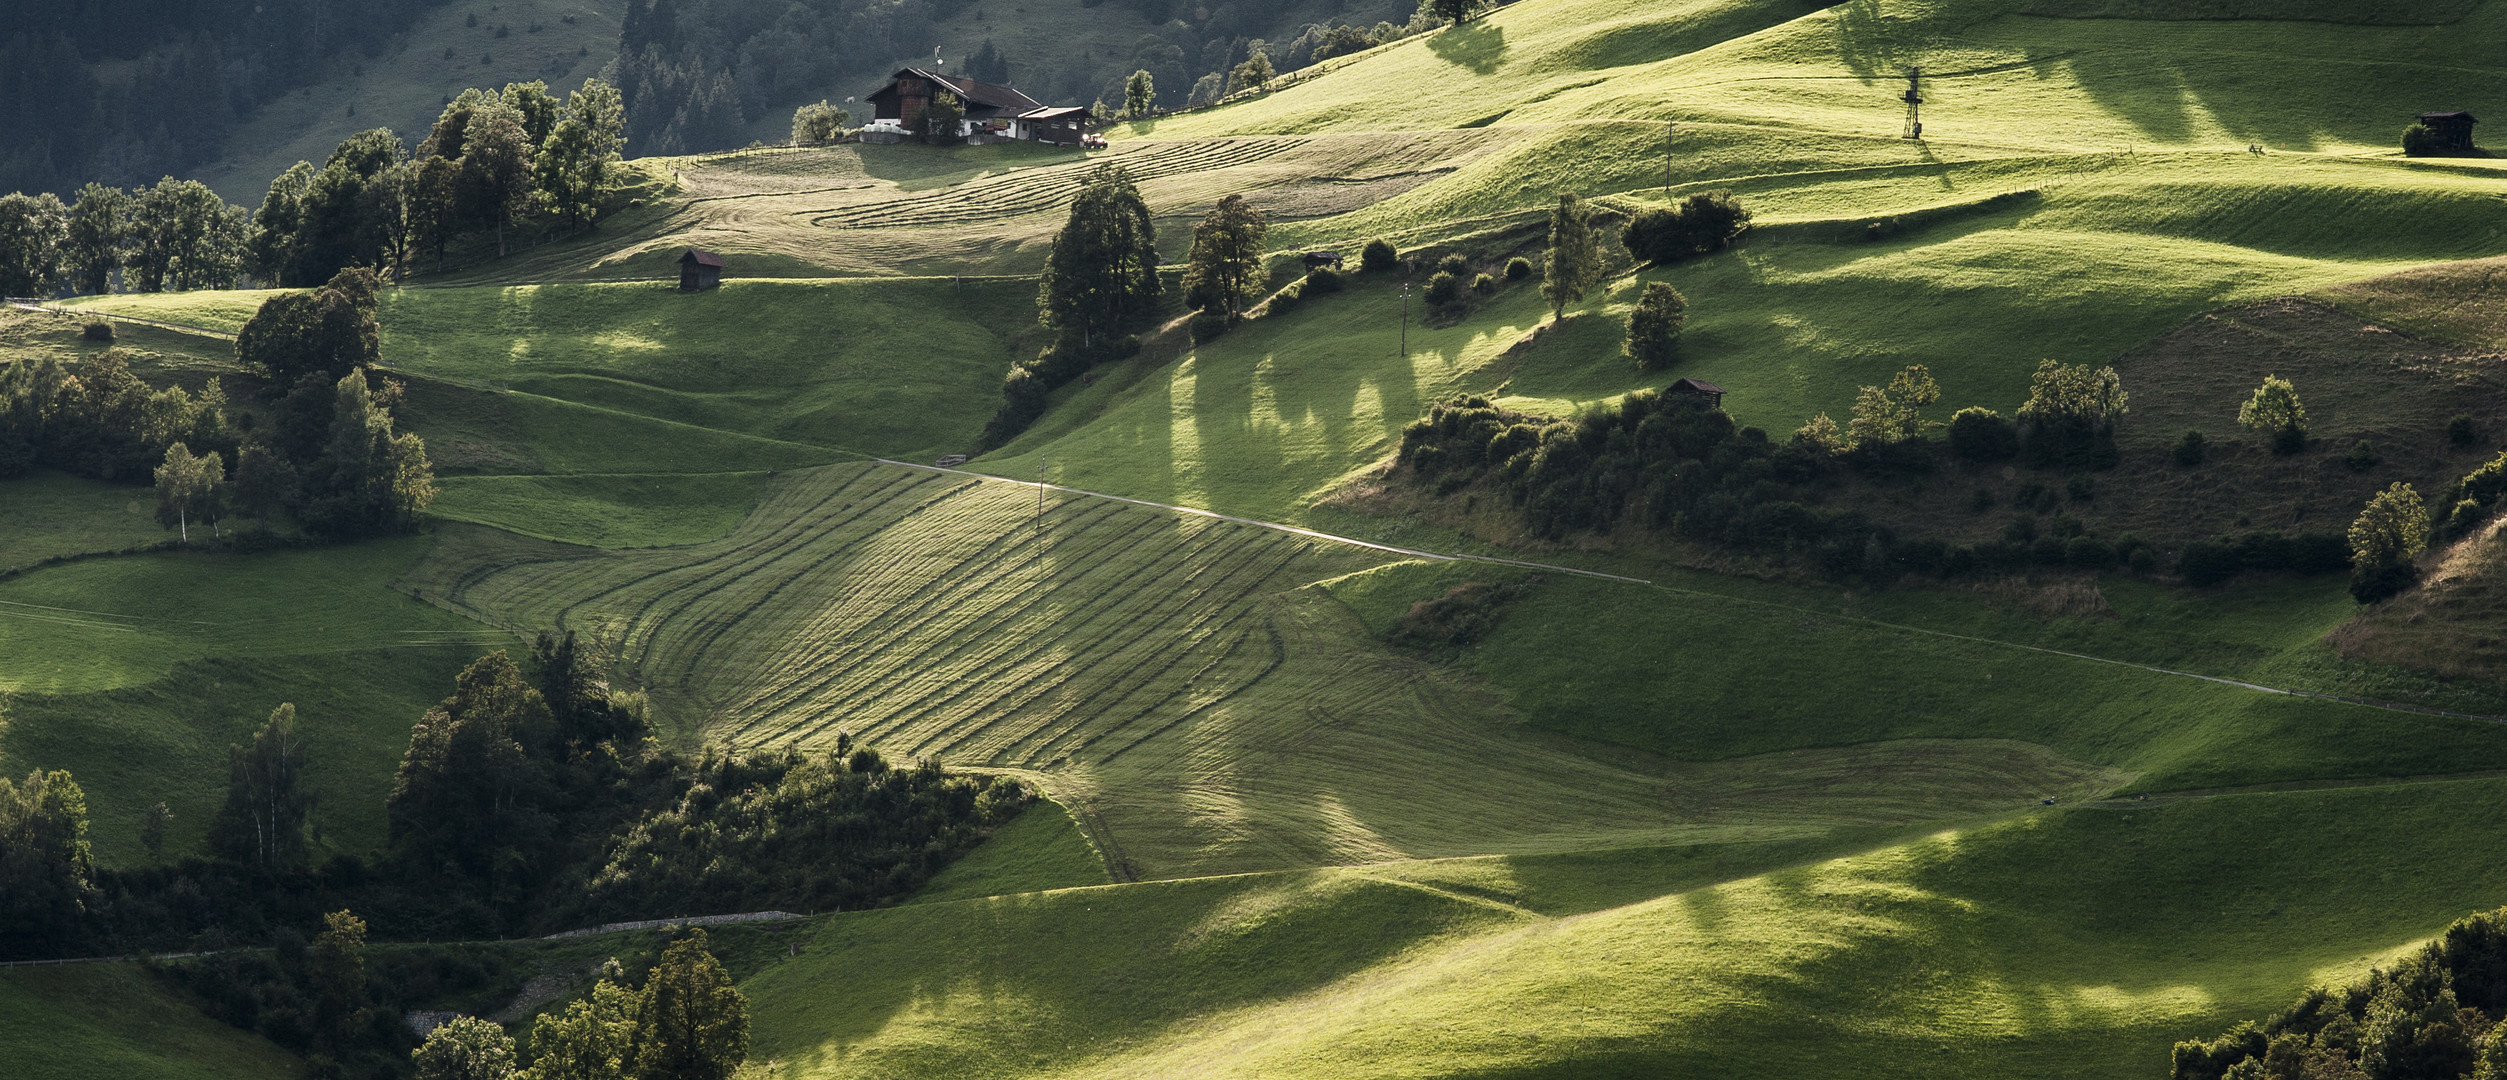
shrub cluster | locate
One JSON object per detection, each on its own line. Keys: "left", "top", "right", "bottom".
{"left": 1387, "top": 580, "right": 1526, "bottom": 649}
{"left": 1622, "top": 191, "right": 1751, "bottom": 265}
{"left": 2435, "top": 449, "right": 2507, "bottom": 540}
{"left": 1398, "top": 387, "right": 2348, "bottom": 587}
{"left": 2175, "top": 531, "right": 2351, "bottom": 587}
{"left": 2172, "top": 905, "right": 2507, "bottom": 1080}
{"left": 574, "top": 742, "right": 1029, "bottom": 922}
{"left": 0, "top": 348, "right": 235, "bottom": 481}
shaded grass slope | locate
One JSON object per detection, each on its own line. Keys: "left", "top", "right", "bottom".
{"left": 741, "top": 778, "right": 2507, "bottom": 1080}
{"left": 0, "top": 965, "right": 302, "bottom": 1080}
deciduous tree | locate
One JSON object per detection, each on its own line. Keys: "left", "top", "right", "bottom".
{"left": 387, "top": 652, "right": 551, "bottom": 900}
{"left": 63, "top": 184, "right": 130, "bottom": 295}
{"left": 153, "top": 441, "right": 223, "bottom": 542}
{"left": 208, "top": 703, "right": 310, "bottom": 870}
{"left": 1124, "top": 70, "right": 1157, "bottom": 117}
{"left": 413, "top": 1016, "right": 517, "bottom": 1080}
{"left": 0, "top": 191, "right": 69, "bottom": 297}
{"left": 1540, "top": 193, "right": 1603, "bottom": 322}
{"left": 0, "top": 768, "right": 94, "bottom": 943}
{"left": 634, "top": 930, "right": 749, "bottom": 1080}
{"left": 789, "top": 100, "right": 850, "bottom": 144}
{"left": 460, "top": 103, "right": 537, "bottom": 257}
{"left": 2238, "top": 373, "right": 2308, "bottom": 455}
{"left": 2350, "top": 481, "right": 2428, "bottom": 604}
{"left": 522, "top": 972, "right": 637, "bottom": 1080}
{"left": 1848, "top": 365, "right": 1941, "bottom": 446}
{"left": 1039, "top": 166, "right": 1161, "bottom": 347}
{"left": 1182, "top": 194, "right": 1268, "bottom": 320}
{"left": 2015, "top": 359, "right": 2128, "bottom": 470}
{"left": 1624, "top": 282, "right": 1687, "bottom": 370}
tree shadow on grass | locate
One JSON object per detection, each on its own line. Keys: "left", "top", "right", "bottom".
{"left": 1429, "top": 20, "right": 1509, "bottom": 76}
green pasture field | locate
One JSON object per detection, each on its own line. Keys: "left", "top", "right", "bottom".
{"left": 0, "top": 537, "right": 512, "bottom": 864}
{"left": 429, "top": 471, "right": 779, "bottom": 548}
{"left": 0, "top": 470, "right": 171, "bottom": 574}
{"left": 0, "top": 964, "right": 302, "bottom": 1079}
{"left": 739, "top": 779, "right": 2507, "bottom": 1080}
{"left": 376, "top": 279, "right": 1023, "bottom": 462}
{"left": 402, "top": 462, "right": 2144, "bottom": 878}
{"left": 908, "top": 799, "right": 1112, "bottom": 904}
{"left": 58, "top": 291, "right": 285, "bottom": 337}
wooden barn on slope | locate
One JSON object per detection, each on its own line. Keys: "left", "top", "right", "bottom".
{"left": 680, "top": 250, "right": 724, "bottom": 292}
{"left": 2418, "top": 111, "right": 2479, "bottom": 154}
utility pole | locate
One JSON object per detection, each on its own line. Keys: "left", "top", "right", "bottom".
{"left": 1665, "top": 121, "right": 1676, "bottom": 196}
{"left": 1399, "top": 269, "right": 1411, "bottom": 358}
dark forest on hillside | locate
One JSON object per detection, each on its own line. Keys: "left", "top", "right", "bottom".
{"left": 0, "top": 1, "right": 451, "bottom": 197}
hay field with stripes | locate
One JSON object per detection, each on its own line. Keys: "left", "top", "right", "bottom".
{"left": 400, "top": 461, "right": 2122, "bottom": 878}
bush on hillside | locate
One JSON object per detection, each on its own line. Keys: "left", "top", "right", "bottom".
{"left": 1424, "top": 270, "right": 1461, "bottom": 306}
{"left": 2016, "top": 359, "right": 2127, "bottom": 470}
{"left": 1304, "top": 266, "right": 1344, "bottom": 294}
{"left": 2438, "top": 450, "right": 2507, "bottom": 539}
{"left": 2238, "top": 374, "right": 2307, "bottom": 455}
{"left": 1361, "top": 238, "right": 1397, "bottom": 272}
{"left": 1472, "top": 272, "right": 1498, "bottom": 295}
{"left": 81, "top": 321, "right": 113, "bottom": 342}
{"left": 1190, "top": 306, "right": 1232, "bottom": 343}
{"left": 2177, "top": 540, "right": 2241, "bottom": 586}
{"left": 1505, "top": 256, "right": 1532, "bottom": 280}
{"left": 2403, "top": 122, "right": 2444, "bottom": 156}
{"left": 1623, "top": 191, "right": 1752, "bottom": 265}
{"left": 1387, "top": 580, "right": 1526, "bottom": 649}
{"left": 2065, "top": 535, "right": 2115, "bottom": 570}
{"left": 1435, "top": 252, "right": 1470, "bottom": 278}
{"left": 2451, "top": 412, "right": 2480, "bottom": 447}
{"left": 1948, "top": 407, "right": 2018, "bottom": 461}
{"left": 2345, "top": 439, "right": 2380, "bottom": 471}
{"left": 2349, "top": 482, "right": 2427, "bottom": 604}
{"left": 2174, "top": 429, "right": 2206, "bottom": 466}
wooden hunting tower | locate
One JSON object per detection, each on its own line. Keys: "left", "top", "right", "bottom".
{"left": 2418, "top": 111, "right": 2478, "bottom": 154}
{"left": 1902, "top": 67, "right": 1924, "bottom": 140}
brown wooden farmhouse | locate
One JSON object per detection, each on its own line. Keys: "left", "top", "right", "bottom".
{"left": 865, "top": 68, "right": 1092, "bottom": 144}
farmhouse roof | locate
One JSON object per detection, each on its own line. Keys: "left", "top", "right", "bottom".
{"left": 878, "top": 68, "right": 1044, "bottom": 115}
{"left": 681, "top": 249, "right": 726, "bottom": 268}
{"left": 2419, "top": 111, "right": 2478, "bottom": 122}
{"left": 1669, "top": 377, "right": 1725, "bottom": 395}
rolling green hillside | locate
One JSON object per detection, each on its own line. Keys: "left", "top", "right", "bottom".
{"left": 18, "top": 0, "right": 2507, "bottom": 1077}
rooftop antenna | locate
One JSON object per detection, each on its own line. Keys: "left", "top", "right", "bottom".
{"left": 1901, "top": 66, "right": 1924, "bottom": 140}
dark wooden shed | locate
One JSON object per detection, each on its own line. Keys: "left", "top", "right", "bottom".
{"left": 1302, "top": 251, "right": 1344, "bottom": 272}
{"left": 1668, "top": 377, "right": 1725, "bottom": 408}
{"left": 680, "top": 249, "right": 724, "bottom": 292}
{"left": 2418, "top": 112, "right": 2478, "bottom": 154}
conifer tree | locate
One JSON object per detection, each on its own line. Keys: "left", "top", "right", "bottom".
{"left": 1124, "top": 70, "right": 1157, "bottom": 117}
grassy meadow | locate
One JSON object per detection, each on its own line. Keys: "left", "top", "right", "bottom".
{"left": 17, "top": 0, "right": 2507, "bottom": 1076}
